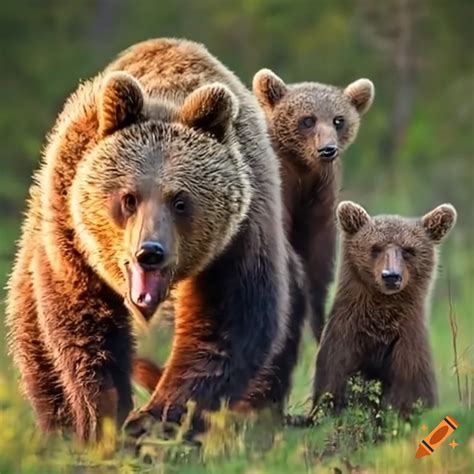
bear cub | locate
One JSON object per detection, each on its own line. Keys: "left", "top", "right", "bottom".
{"left": 313, "top": 201, "right": 457, "bottom": 415}
{"left": 253, "top": 70, "right": 374, "bottom": 340}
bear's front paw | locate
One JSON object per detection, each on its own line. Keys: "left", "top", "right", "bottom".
{"left": 123, "top": 403, "right": 187, "bottom": 441}
{"left": 123, "top": 409, "right": 157, "bottom": 439}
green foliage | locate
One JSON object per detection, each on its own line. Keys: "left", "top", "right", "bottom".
{"left": 309, "top": 374, "right": 423, "bottom": 459}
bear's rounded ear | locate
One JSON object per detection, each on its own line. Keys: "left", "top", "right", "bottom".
{"left": 421, "top": 204, "right": 457, "bottom": 243}
{"left": 98, "top": 72, "right": 144, "bottom": 136}
{"left": 179, "top": 83, "right": 238, "bottom": 142}
{"left": 337, "top": 200, "right": 371, "bottom": 235}
{"left": 253, "top": 69, "right": 288, "bottom": 110}
{"left": 344, "top": 79, "right": 375, "bottom": 115}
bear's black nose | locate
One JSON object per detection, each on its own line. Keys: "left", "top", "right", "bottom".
{"left": 381, "top": 269, "right": 402, "bottom": 288}
{"left": 318, "top": 145, "right": 338, "bottom": 161}
{"left": 136, "top": 241, "right": 165, "bottom": 270}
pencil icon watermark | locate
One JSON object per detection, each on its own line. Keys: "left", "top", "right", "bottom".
{"left": 415, "top": 416, "right": 459, "bottom": 459}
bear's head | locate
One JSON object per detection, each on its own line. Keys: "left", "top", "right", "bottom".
{"left": 337, "top": 201, "right": 457, "bottom": 296}
{"left": 71, "top": 72, "right": 251, "bottom": 321}
{"left": 253, "top": 69, "right": 374, "bottom": 175}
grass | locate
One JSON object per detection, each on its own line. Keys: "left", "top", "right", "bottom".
{"left": 0, "top": 187, "right": 472, "bottom": 473}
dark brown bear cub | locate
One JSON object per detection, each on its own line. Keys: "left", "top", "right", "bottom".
{"left": 313, "top": 201, "right": 457, "bottom": 415}
{"left": 253, "top": 70, "right": 374, "bottom": 341}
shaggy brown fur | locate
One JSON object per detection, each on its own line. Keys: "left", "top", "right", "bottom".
{"left": 253, "top": 70, "right": 374, "bottom": 342}
{"left": 313, "top": 201, "right": 457, "bottom": 415}
{"left": 7, "top": 38, "right": 297, "bottom": 442}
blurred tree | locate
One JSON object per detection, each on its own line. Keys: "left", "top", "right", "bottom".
{"left": 358, "top": 0, "right": 424, "bottom": 169}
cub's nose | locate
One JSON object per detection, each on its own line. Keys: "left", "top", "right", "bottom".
{"left": 136, "top": 241, "right": 165, "bottom": 270}
{"left": 317, "top": 144, "right": 338, "bottom": 161}
{"left": 381, "top": 269, "right": 402, "bottom": 289}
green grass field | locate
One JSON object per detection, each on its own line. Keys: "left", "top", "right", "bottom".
{"left": 0, "top": 191, "right": 472, "bottom": 473}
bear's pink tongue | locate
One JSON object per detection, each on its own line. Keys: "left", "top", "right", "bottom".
{"left": 129, "top": 263, "right": 162, "bottom": 313}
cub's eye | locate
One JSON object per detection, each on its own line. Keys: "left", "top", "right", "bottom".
{"left": 402, "top": 247, "right": 416, "bottom": 258}
{"left": 371, "top": 245, "right": 382, "bottom": 257}
{"left": 172, "top": 195, "right": 187, "bottom": 214}
{"left": 122, "top": 193, "right": 138, "bottom": 215}
{"left": 299, "top": 116, "right": 316, "bottom": 130}
{"left": 333, "top": 116, "right": 345, "bottom": 130}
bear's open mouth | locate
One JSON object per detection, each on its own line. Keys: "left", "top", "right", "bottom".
{"left": 124, "top": 261, "right": 172, "bottom": 321}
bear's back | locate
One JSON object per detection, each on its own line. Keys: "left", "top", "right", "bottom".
{"left": 106, "top": 39, "right": 240, "bottom": 101}
{"left": 105, "top": 39, "right": 277, "bottom": 184}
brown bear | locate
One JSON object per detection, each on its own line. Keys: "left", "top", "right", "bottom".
{"left": 252, "top": 70, "right": 375, "bottom": 342}
{"left": 6, "top": 38, "right": 300, "bottom": 442}
{"left": 312, "top": 201, "right": 457, "bottom": 415}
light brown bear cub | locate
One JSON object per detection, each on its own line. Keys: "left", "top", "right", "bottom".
{"left": 253, "top": 70, "right": 374, "bottom": 341}
{"left": 313, "top": 201, "right": 457, "bottom": 415}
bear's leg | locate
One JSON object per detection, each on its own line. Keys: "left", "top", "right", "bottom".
{"left": 294, "top": 212, "right": 336, "bottom": 342}
{"left": 7, "top": 251, "right": 70, "bottom": 432}
{"left": 238, "top": 255, "right": 307, "bottom": 410}
{"left": 386, "top": 329, "right": 437, "bottom": 416}
{"left": 14, "top": 323, "right": 70, "bottom": 432}
{"left": 43, "top": 313, "right": 133, "bottom": 443}
{"left": 109, "top": 349, "right": 134, "bottom": 427}
{"left": 312, "top": 320, "right": 359, "bottom": 411}
{"left": 34, "top": 252, "right": 133, "bottom": 442}
{"left": 307, "top": 277, "right": 330, "bottom": 343}
{"left": 96, "top": 365, "right": 133, "bottom": 431}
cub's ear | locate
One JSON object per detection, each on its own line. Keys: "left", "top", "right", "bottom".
{"left": 421, "top": 204, "right": 457, "bottom": 243}
{"left": 253, "top": 68, "right": 288, "bottom": 110}
{"left": 344, "top": 78, "right": 374, "bottom": 115}
{"left": 337, "top": 200, "right": 371, "bottom": 235}
{"left": 179, "top": 83, "right": 238, "bottom": 142}
{"left": 98, "top": 72, "right": 144, "bottom": 136}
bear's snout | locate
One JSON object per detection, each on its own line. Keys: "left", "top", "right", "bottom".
{"left": 381, "top": 269, "right": 402, "bottom": 290}
{"left": 376, "top": 245, "right": 408, "bottom": 294}
{"left": 317, "top": 144, "right": 338, "bottom": 161}
{"left": 136, "top": 241, "right": 166, "bottom": 271}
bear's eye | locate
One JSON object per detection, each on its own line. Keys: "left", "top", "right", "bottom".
{"left": 299, "top": 116, "right": 316, "bottom": 130}
{"left": 402, "top": 247, "right": 416, "bottom": 258}
{"left": 333, "top": 116, "right": 345, "bottom": 130}
{"left": 371, "top": 245, "right": 383, "bottom": 257}
{"left": 122, "top": 193, "right": 138, "bottom": 215}
{"left": 172, "top": 195, "right": 187, "bottom": 214}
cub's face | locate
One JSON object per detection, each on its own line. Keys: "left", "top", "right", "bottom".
{"left": 253, "top": 69, "right": 374, "bottom": 175}
{"left": 337, "top": 201, "right": 457, "bottom": 296}
{"left": 71, "top": 73, "right": 251, "bottom": 321}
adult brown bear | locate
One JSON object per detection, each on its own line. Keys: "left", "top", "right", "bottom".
{"left": 6, "top": 38, "right": 300, "bottom": 442}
